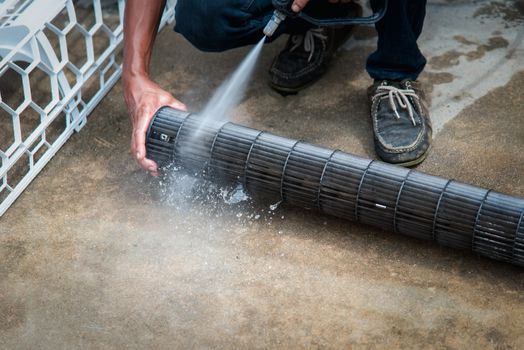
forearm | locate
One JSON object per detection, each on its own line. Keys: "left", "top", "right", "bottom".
{"left": 123, "top": 0, "right": 166, "bottom": 80}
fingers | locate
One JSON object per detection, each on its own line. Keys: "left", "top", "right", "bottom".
{"left": 133, "top": 107, "right": 159, "bottom": 176}
{"left": 294, "top": 0, "right": 349, "bottom": 13}
{"left": 168, "top": 98, "right": 187, "bottom": 112}
{"left": 132, "top": 95, "right": 186, "bottom": 177}
{"left": 292, "top": 0, "right": 310, "bottom": 12}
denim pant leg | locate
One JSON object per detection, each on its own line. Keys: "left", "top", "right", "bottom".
{"left": 174, "top": 0, "right": 275, "bottom": 52}
{"left": 366, "top": 0, "right": 427, "bottom": 81}
{"left": 174, "top": 0, "right": 322, "bottom": 52}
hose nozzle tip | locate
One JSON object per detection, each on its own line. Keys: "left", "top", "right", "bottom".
{"left": 263, "top": 10, "right": 286, "bottom": 37}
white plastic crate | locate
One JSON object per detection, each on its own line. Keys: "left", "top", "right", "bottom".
{"left": 0, "top": 0, "right": 176, "bottom": 216}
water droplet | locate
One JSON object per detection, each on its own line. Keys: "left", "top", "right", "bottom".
{"left": 269, "top": 201, "right": 282, "bottom": 211}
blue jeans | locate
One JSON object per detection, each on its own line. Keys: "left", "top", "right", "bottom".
{"left": 174, "top": 0, "right": 427, "bottom": 81}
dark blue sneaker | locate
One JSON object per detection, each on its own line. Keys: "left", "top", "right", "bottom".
{"left": 368, "top": 80, "right": 432, "bottom": 167}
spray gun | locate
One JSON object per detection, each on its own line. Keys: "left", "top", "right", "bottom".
{"left": 263, "top": 0, "right": 389, "bottom": 37}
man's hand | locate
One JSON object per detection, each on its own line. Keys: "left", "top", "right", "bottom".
{"left": 123, "top": 0, "right": 184, "bottom": 176}
{"left": 292, "top": 0, "right": 353, "bottom": 13}
{"left": 123, "top": 74, "right": 186, "bottom": 176}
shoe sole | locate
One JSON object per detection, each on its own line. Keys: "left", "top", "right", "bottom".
{"left": 268, "top": 77, "right": 320, "bottom": 95}
{"left": 386, "top": 145, "right": 432, "bottom": 168}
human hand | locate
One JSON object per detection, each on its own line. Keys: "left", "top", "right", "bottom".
{"left": 291, "top": 0, "right": 353, "bottom": 13}
{"left": 123, "top": 74, "right": 187, "bottom": 176}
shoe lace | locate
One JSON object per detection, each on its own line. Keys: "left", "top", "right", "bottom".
{"left": 375, "top": 84, "right": 419, "bottom": 126}
{"left": 290, "top": 28, "right": 327, "bottom": 62}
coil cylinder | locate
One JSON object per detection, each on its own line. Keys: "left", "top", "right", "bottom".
{"left": 146, "top": 107, "right": 524, "bottom": 267}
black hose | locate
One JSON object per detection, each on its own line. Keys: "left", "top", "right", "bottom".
{"left": 146, "top": 107, "right": 524, "bottom": 267}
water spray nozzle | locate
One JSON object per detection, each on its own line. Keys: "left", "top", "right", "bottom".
{"left": 263, "top": 10, "right": 286, "bottom": 37}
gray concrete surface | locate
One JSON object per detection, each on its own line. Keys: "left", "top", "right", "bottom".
{"left": 1, "top": 1, "right": 524, "bottom": 349}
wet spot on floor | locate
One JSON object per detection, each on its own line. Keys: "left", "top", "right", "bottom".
{"left": 466, "top": 36, "right": 510, "bottom": 61}
{"left": 474, "top": 1, "right": 524, "bottom": 26}
{"left": 422, "top": 72, "right": 456, "bottom": 86}
{"left": 484, "top": 36, "right": 510, "bottom": 50}
{"left": 429, "top": 50, "right": 462, "bottom": 70}
{"left": 429, "top": 36, "right": 509, "bottom": 68}
{"left": 454, "top": 35, "right": 477, "bottom": 46}
{"left": 451, "top": 91, "right": 473, "bottom": 101}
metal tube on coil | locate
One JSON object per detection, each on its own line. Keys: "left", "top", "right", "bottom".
{"left": 146, "top": 107, "right": 524, "bottom": 267}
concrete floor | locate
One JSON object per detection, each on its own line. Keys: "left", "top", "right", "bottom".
{"left": 1, "top": 1, "right": 524, "bottom": 349}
